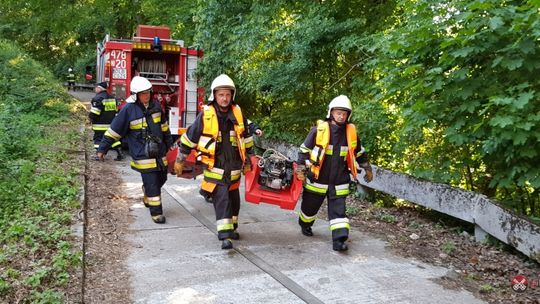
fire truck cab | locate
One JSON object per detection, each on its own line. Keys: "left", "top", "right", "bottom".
{"left": 96, "top": 25, "right": 204, "bottom": 136}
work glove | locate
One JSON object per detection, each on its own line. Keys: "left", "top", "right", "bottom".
{"left": 243, "top": 157, "right": 252, "bottom": 174}
{"left": 360, "top": 162, "right": 373, "bottom": 183}
{"left": 295, "top": 164, "right": 306, "bottom": 181}
{"left": 175, "top": 153, "right": 187, "bottom": 177}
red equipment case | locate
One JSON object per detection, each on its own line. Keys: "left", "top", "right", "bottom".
{"left": 244, "top": 155, "right": 303, "bottom": 210}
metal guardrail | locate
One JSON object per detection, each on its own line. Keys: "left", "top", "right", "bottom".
{"left": 262, "top": 139, "right": 540, "bottom": 261}
{"left": 64, "top": 82, "right": 95, "bottom": 91}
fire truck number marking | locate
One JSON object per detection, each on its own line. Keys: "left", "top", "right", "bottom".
{"left": 110, "top": 50, "right": 127, "bottom": 79}
{"left": 110, "top": 50, "right": 126, "bottom": 60}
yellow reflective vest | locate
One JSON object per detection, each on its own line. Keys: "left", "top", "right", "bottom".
{"left": 196, "top": 105, "right": 247, "bottom": 169}
{"left": 309, "top": 121, "right": 358, "bottom": 179}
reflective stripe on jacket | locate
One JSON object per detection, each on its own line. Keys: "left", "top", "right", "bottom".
{"left": 308, "top": 120, "right": 358, "bottom": 179}
{"left": 97, "top": 101, "right": 172, "bottom": 173}
{"left": 180, "top": 104, "right": 254, "bottom": 185}
{"left": 180, "top": 104, "right": 248, "bottom": 169}
{"left": 90, "top": 91, "right": 117, "bottom": 130}
{"left": 199, "top": 105, "right": 247, "bottom": 168}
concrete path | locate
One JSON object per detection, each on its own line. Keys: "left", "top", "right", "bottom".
{"left": 70, "top": 90, "right": 484, "bottom": 303}
{"left": 112, "top": 158, "right": 485, "bottom": 304}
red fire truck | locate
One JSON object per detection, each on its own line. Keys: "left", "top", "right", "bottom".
{"left": 96, "top": 25, "right": 204, "bottom": 136}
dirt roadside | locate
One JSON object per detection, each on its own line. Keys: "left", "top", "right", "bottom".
{"left": 68, "top": 90, "right": 132, "bottom": 303}
{"left": 81, "top": 155, "right": 132, "bottom": 304}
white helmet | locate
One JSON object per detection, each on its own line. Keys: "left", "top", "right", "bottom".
{"left": 68, "top": 68, "right": 73, "bottom": 72}
{"left": 326, "top": 95, "right": 352, "bottom": 120}
{"left": 130, "top": 76, "right": 152, "bottom": 94}
{"left": 208, "top": 74, "right": 236, "bottom": 103}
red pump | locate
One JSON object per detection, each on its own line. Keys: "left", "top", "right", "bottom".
{"left": 244, "top": 155, "right": 303, "bottom": 210}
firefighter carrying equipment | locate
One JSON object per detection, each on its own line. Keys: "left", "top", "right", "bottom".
{"left": 180, "top": 104, "right": 249, "bottom": 171}
{"left": 208, "top": 74, "right": 236, "bottom": 103}
{"left": 257, "top": 149, "right": 294, "bottom": 191}
{"left": 178, "top": 90, "right": 253, "bottom": 245}
{"left": 326, "top": 95, "right": 352, "bottom": 121}
{"left": 307, "top": 120, "right": 359, "bottom": 181}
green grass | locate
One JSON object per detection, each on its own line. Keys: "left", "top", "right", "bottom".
{"left": 0, "top": 40, "right": 86, "bottom": 303}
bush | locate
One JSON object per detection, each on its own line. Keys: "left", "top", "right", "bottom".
{"left": 0, "top": 40, "right": 84, "bottom": 302}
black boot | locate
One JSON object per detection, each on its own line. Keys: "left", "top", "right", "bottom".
{"left": 221, "top": 239, "right": 233, "bottom": 249}
{"left": 199, "top": 188, "right": 213, "bottom": 203}
{"left": 151, "top": 215, "right": 166, "bottom": 224}
{"left": 142, "top": 186, "right": 149, "bottom": 207}
{"left": 333, "top": 240, "right": 348, "bottom": 252}
{"left": 232, "top": 231, "right": 240, "bottom": 240}
{"left": 114, "top": 149, "right": 125, "bottom": 161}
{"left": 301, "top": 226, "right": 313, "bottom": 237}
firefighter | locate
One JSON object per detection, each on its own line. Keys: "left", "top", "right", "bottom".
{"left": 67, "top": 68, "right": 75, "bottom": 91}
{"left": 198, "top": 119, "right": 262, "bottom": 203}
{"left": 89, "top": 81, "right": 124, "bottom": 161}
{"left": 295, "top": 95, "right": 373, "bottom": 251}
{"left": 97, "top": 76, "right": 174, "bottom": 224}
{"left": 175, "top": 74, "right": 254, "bottom": 249}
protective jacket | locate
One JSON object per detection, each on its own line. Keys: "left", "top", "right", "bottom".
{"left": 180, "top": 104, "right": 253, "bottom": 187}
{"left": 98, "top": 100, "right": 173, "bottom": 172}
{"left": 67, "top": 72, "right": 75, "bottom": 83}
{"left": 89, "top": 91, "right": 117, "bottom": 132}
{"left": 298, "top": 120, "right": 368, "bottom": 197}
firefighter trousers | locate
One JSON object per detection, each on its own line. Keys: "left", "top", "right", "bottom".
{"left": 299, "top": 186, "right": 349, "bottom": 242}
{"left": 212, "top": 184, "right": 240, "bottom": 240}
{"left": 141, "top": 169, "right": 168, "bottom": 216}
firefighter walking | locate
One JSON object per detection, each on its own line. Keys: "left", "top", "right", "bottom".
{"left": 295, "top": 95, "right": 373, "bottom": 251}
{"left": 175, "top": 74, "right": 254, "bottom": 249}
{"left": 89, "top": 81, "right": 124, "bottom": 161}
{"left": 97, "top": 76, "right": 173, "bottom": 224}
{"left": 67, "top": 68, "right": 75, "bottom": 91}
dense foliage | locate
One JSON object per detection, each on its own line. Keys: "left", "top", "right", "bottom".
{"left": 362, "top": 0, "right": 540, "bottom": 215}
{"left": 0, "top": 41, "right": 84, "bottom": 302}
{"left": 0, "top": 0, "right": 538, "bottom": 214}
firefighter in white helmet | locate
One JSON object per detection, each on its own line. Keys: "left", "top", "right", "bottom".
{"left": 295, "top": 95, "right": 373, "bottom": 251}
{"left": 67, "top": 67, "right": 75, "bottom": 91}
{"left": 97, "top": 76, "right": 174, "bottom": 224}
{"left": 175, "top": 74, "right": 255, "bottom": 250}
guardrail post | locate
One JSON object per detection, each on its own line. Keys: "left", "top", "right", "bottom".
{"left": 474, "top": 224, "right": 488, "bottom": 242}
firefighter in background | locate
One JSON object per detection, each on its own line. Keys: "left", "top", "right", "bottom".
{"left": 295, "top": 95, "right": 373, "bottom": 251}
{"left": 198, "top": 119, "right": 262, "bottom": 203}
{"left": 97, "top": 76, "right": 174, "bottom": 224}
{"left": 175, "top": 74, "right": 254, "bottom": 249}
{"left": 67, "top": 68, "right": 76, "bottom": 91}
{"left": 89, "top": 81, "right": 124, "bottom": 161}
